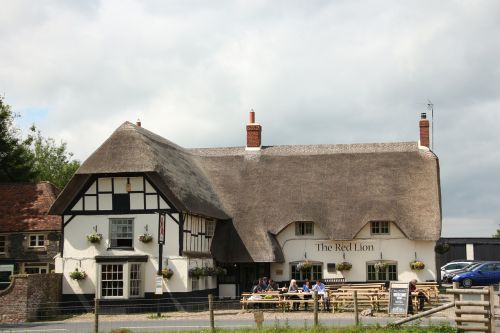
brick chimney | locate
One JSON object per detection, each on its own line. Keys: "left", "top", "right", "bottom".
{"left": 246, "top": 110, "right": 262, "bottom": 150}
{"left": 419, "top": 113, "right": 430, "bottom": 148}
{"left": 136, "top": 119, "right": 141, "bottom": 127}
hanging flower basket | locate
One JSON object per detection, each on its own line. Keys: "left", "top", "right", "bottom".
{"left": 336, "top": 261, "right": 352, "bottom": 271}
{"left": 86, "top": 233, "right": 102, "bottom": 243}
{"left": 70, "top": 269, "right": 87, "bottom": 281}
{"left": 161, "top": 268, "right": 174, "bottom": 279}
{"left": 374, "top": 262, "right": 388, "bottom": 272}
{"left": 188, "top": 267, "right": 205, "bottom": 278}
{"left": 203, "top": 267, "right": 216, "bottom": 276}
{"left": 434, "top": 243, "right": 450, "bottom": 254}
{"left": 297, "top": 260, "right": 313, "bottom": 272}
{"left": 215, "top": 266, "right": 227, "bottom": 277}
{"left": 138, "top": 233, "right": 153, "bottom": 243}
{"left": 410, "top": 260, "right": 425, "bottom": 270}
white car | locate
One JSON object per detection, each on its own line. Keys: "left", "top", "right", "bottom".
{"left": 441, "top": 261, "right": 474, "bottom": 281}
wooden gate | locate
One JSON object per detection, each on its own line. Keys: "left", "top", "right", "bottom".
{"left": 447, "top": 285, "right": 499, "bottom": 333}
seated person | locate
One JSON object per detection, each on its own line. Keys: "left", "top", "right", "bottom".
{"left": 288, "top": 279, "right": 300, "bottom": 311}
{"left": 312, "top": 278, "right": 330, "bottom": 310}
{"left": 302, "top": 279, "right": 312, "bottom": 310}
{"left": 260, "top": 277, "right": 269, "bottom": 290}
{"left": 408, "top": 279, "right": 430, "bottom": 314}
{"left": 266, "top": 278, "right": 278, "bottom": 291}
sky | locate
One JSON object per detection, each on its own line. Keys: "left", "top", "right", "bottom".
{"left": 1, "top": 0, "right": 499, "bottom": 238}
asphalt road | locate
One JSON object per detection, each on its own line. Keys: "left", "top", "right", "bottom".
{"left": 0, "top": 316, "right": 457, "bottom": 332}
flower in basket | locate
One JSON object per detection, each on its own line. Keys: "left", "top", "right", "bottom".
{"left": 161, "top": 268, "right": 174, "bottom": 279}
{"left": 336, "top": 261, "right": 352, "bottom": 271}
{"left": 374, "top": 262, "right": 388, "bottom": 272}
{"left": 70, "top": 268, "right": 87, "bottom": 281}
{"left": 296, "top": 260, "right": 313, "bottom": 271}
{"left": 215, "top": 266, "right": 227, "bottom": 277}
{"left": 188, "top": 267, "right": 205, "bottom": 278}
{"left": 138, "top": 233, "right": 153, "bottom": 243}
{"left": 86, "top": 233, "right": 102, "bottom": 243}
{"left": 203, "top": 267, "right": 216, "bottom": 276}
{"left": 410, "top": 260, "right": 425, "bottom": 270}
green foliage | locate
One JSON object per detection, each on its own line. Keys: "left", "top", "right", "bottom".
{"left": 0, "top": 97, "right": 36, "bottom": 182}
{"left": 493, "top": 228, "right": 500, "bottom": 238}
{"left": 27, "top": 125, "right": 80, "bottom": 188}
{"left": 0, "top": 97, "right": 79, "bottom": 187}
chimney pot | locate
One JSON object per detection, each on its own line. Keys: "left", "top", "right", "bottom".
{"left": 249, "top": 110, "right": 255, "bottom": 124}
{"left": 421, "top": 112, "right": 427, "bottom": 119}
{"left": 136, "top": 119, "right": 141, "bottom": 127}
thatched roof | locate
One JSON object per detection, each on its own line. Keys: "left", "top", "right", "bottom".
{"left": 50, "top": 122, "right": 441, "bottom": 263}
{"left": 49, "top": 122, "right": 228, "bottom": 219}
{"left": 192, "top": 143, "right": 441, "bottom": 262}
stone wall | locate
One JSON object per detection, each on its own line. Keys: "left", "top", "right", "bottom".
{"left": 0, "top": 273, "right": 62, "bottom": 323}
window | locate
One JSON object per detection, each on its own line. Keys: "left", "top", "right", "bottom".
{"left": 295, "top": 222, "right": 314, "bottom": 236}
{"left": 110, "top": 219, "right": 134, "bottom": 248}
{"left": 290, "top": 262, "right": 323, "bottom": 281}
{"left": 370, "top": 221, "right": 389, "bottom": 235}
{"left": 100, "top": 263, "right": 143, "bottom": 299}
{"left": 29, "top": 234, "right": 46, "bottom": 247}
{"left": 101, "top": 264, "right": 124, "bottom": 297}
{"left": 367, "top": 262, "right": 397, "bottom": 281}
{"left": 205, "top": 220, "right": 216, "bottom": 237}
{"left": 24, "top": 263, "right": 49, "bottom": 274}
{"left": 129, "top": 263, "right": 141, "bottom": 297}
{"left": 0, "top": 236, "right": 6, "bottom": 253}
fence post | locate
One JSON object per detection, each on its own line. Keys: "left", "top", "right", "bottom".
{"left": 353, "top": 290, "right": 359, "bottom": 325}
{"left": 94, "top": 298, "right": 99, "bottom": 333}
{"left": 208, "top": 294, "right": 215, "bottom": 333}
{"left": 488, "top": 285, "right": 495, "bottom": 333}
{"left": 313, "top": 290, "right": 318, "bottom": 327}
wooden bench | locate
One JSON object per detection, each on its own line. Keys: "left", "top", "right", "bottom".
{"left": 415, "top": 282, "right": 439, "bottom": 303}
{"left": 330, "top": 288, "right": 386, "bottom": 312}
{"left": 240, "top": 292, "right": 285, "bottom": 310}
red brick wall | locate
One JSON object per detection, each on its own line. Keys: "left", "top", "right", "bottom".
{"left": 0, "top": 274, "right": 62, "bottom": 323}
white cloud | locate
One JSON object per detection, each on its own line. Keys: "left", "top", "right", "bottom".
{"left": 1, "top": 0, "right": 500, "bottom": 237}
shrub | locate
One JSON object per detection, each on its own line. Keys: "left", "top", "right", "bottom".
{"left": 188, "top": 267, "right": 204, "bottom": 278}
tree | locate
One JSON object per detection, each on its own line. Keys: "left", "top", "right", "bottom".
{"left": 27, "top": 126, "right": 80, "bottom": 189}
{"left": 0, "top": 96, "right": 36, "bottom": 182}
{"left": 494, "top": 227, "right": 500, "bottom": 238}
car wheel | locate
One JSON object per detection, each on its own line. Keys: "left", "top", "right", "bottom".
{"left": 462, "top": 278, "right": 473, "bottom": 288}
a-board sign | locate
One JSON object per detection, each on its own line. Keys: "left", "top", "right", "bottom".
{"left": 155, "top": 276, "right": 163, "bottom": 295}
{"left": 388, "top": 282, "right": 409, "bottom": 315}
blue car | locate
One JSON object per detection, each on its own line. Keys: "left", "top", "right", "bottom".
{"left": 452, "top": 262, "right": 500, "bottom": 288}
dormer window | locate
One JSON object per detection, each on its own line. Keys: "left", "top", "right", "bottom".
{"left": 295, "top": 222, "right": 314, "bottom": 236}
{"left": 371, "top": 221, "right": 390, "bottom": 235}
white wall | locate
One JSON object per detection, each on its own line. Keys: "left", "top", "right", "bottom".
{"left": 271, "top": 222, "right": 436, "bottom": 283}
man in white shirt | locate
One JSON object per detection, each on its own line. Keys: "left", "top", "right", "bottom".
{"left": 312, "top": 279, "right": 330, "bottom": 310}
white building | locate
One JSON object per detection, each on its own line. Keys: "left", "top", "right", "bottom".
{"left": 50, "top": 112, "right": 441, "bottom": 303}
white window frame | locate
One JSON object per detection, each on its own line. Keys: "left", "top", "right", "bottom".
{"left": 366, "top": 261, "right": 398, "bottom": 281}
{"left": 290, "top": 262, "right": 323, "bottom": 281}
{"left": 295, "top": 222, "right": 314, "bottom": 236}
{"left": 0, "top": 235, "right": 6, "bottom": 254}
{"left": 109, "top": 218, "right": 134, "bottom": 248}
{"left": 28, "top": 234, "right": 46, "bottom": 248}
{"left": 370, "top": 221, "right": 390, "bottom": 235}
{"left": 98, "top": 262, "right": 144, "bottom": 299}
{"left": 24, "top": 263, "right": 49, "bottom": 274}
